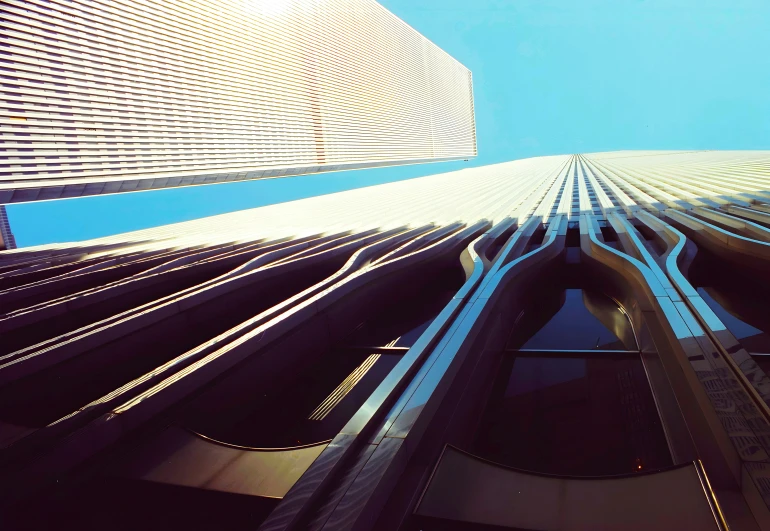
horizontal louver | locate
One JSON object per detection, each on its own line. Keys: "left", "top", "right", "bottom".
{"left": 0, "top": 0, "right": 477, "bottom": 202}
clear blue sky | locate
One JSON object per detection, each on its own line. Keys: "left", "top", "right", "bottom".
{"left": 8, "top": 0, "right": 770, "bottom": 247}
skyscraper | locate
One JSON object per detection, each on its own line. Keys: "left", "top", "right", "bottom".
{"left": 0, "top": 205, "right": 16, "bottom": 249}
{"left": 1, "top": 151, "right": 769, "bottom": 530}
{"left": 0, "top": 0, "right": 476, "bottom": 203}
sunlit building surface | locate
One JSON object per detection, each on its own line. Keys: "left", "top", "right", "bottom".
{"left": 0, "top": 0, "right": 476, "bottom": 203}
{"left": 2, "top": 150, "right": 770, "bottom": 530}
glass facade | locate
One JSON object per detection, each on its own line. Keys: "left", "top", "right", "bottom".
{"left": 474, "top": 355, "right": 672, "bottom": 476}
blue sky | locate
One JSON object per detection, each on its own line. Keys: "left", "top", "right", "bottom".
{"left": 8, "top": 0, "right": 770, "bottom": 247}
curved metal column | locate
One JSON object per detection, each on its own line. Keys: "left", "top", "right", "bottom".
{"left": 0, "top": 221, "right": 485, "bottom": 516}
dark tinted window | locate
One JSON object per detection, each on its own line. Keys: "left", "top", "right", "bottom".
{"left": 473, "top": 356, "right": 671, "bottom": 476}
{"left": 510, "top": 289, "right": 635, "bottom": 350}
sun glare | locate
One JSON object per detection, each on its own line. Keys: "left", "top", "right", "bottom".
{"left": 244, "top": 0, "right": 293, "bottom": 16}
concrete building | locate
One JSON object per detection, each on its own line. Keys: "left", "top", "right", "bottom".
{"left": 0, "top": 0, "right": 476, "bottom": 203}
{"left": 1, "top": 150, "right": 770, "bottom": 530}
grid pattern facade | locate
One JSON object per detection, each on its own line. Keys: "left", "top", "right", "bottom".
{"left": 0, "top": 0, "right": 477, "bottom": 203}
{"left": 11, "top": 150, "right": 765, "bottom": 251}
{"left": 1, "top": 151, "right": 770, "bottom": 531}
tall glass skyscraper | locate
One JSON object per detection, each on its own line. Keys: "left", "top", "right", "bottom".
{"left": 1, "top": 151, "right": 770, "bottom": 530}
{"left": 0, "top": 0, "right": 476, "bottom": 203}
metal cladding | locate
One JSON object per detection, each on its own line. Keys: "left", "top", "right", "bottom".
{"left": 0, "top": 0, "right": 477, "bottom": 203}
{"left": 1, "top": 150, "right": 770, "bottom": 530}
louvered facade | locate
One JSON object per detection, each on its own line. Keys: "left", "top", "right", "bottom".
{"left": 1, "top": 150, "right": 770, "bottom": 530}
{"left": 0, "top": 0, "right": 476, "bottom": 203}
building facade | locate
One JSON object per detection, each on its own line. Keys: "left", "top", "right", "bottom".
{"left": 1, "top": 150, "right": 770, "bottom": 530}
{"left": 0, "top": 205, "right": 17, "bottom": 249}
{"left": 0, "top": 0, "right": 476, "bottom": 203}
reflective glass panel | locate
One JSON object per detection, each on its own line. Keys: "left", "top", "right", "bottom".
{"left": 510, "top": 289, "right": 635, "bottom": 350}
{"left": 473, "top": 356, "right": 672, "bottom": 476}
{"left": 689, "top": 251, "right": 770, "bottom": 354}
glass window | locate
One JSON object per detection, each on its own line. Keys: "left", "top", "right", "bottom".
{"left": 473, "top": 355, "right": 672, "bottom": 476}
{"left": 508, "top": 288, "right": 636, "bottom": 351}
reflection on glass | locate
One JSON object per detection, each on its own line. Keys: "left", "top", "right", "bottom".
{"left": 185, "top": 266, "right": 464, "bottom": 448}
{"left": 195, "top": 350, "right": 402, "bottom": 448}
{"left": 699, "top": 288, "right": 770, "bottom": 352}
{"left": 341, "top": 269, "right": 462, "bottom": 347}
{"left": 0, "top": 256, "right": 345, "bottom": 429}
{"left": 473, "top": 356, "right": 672, "bottom": 476}
{"left": 689, "top": 251, "right": 770, "bottom": 354}
{"left": 510, "top": 289, "right": 635, "bottom": 350}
